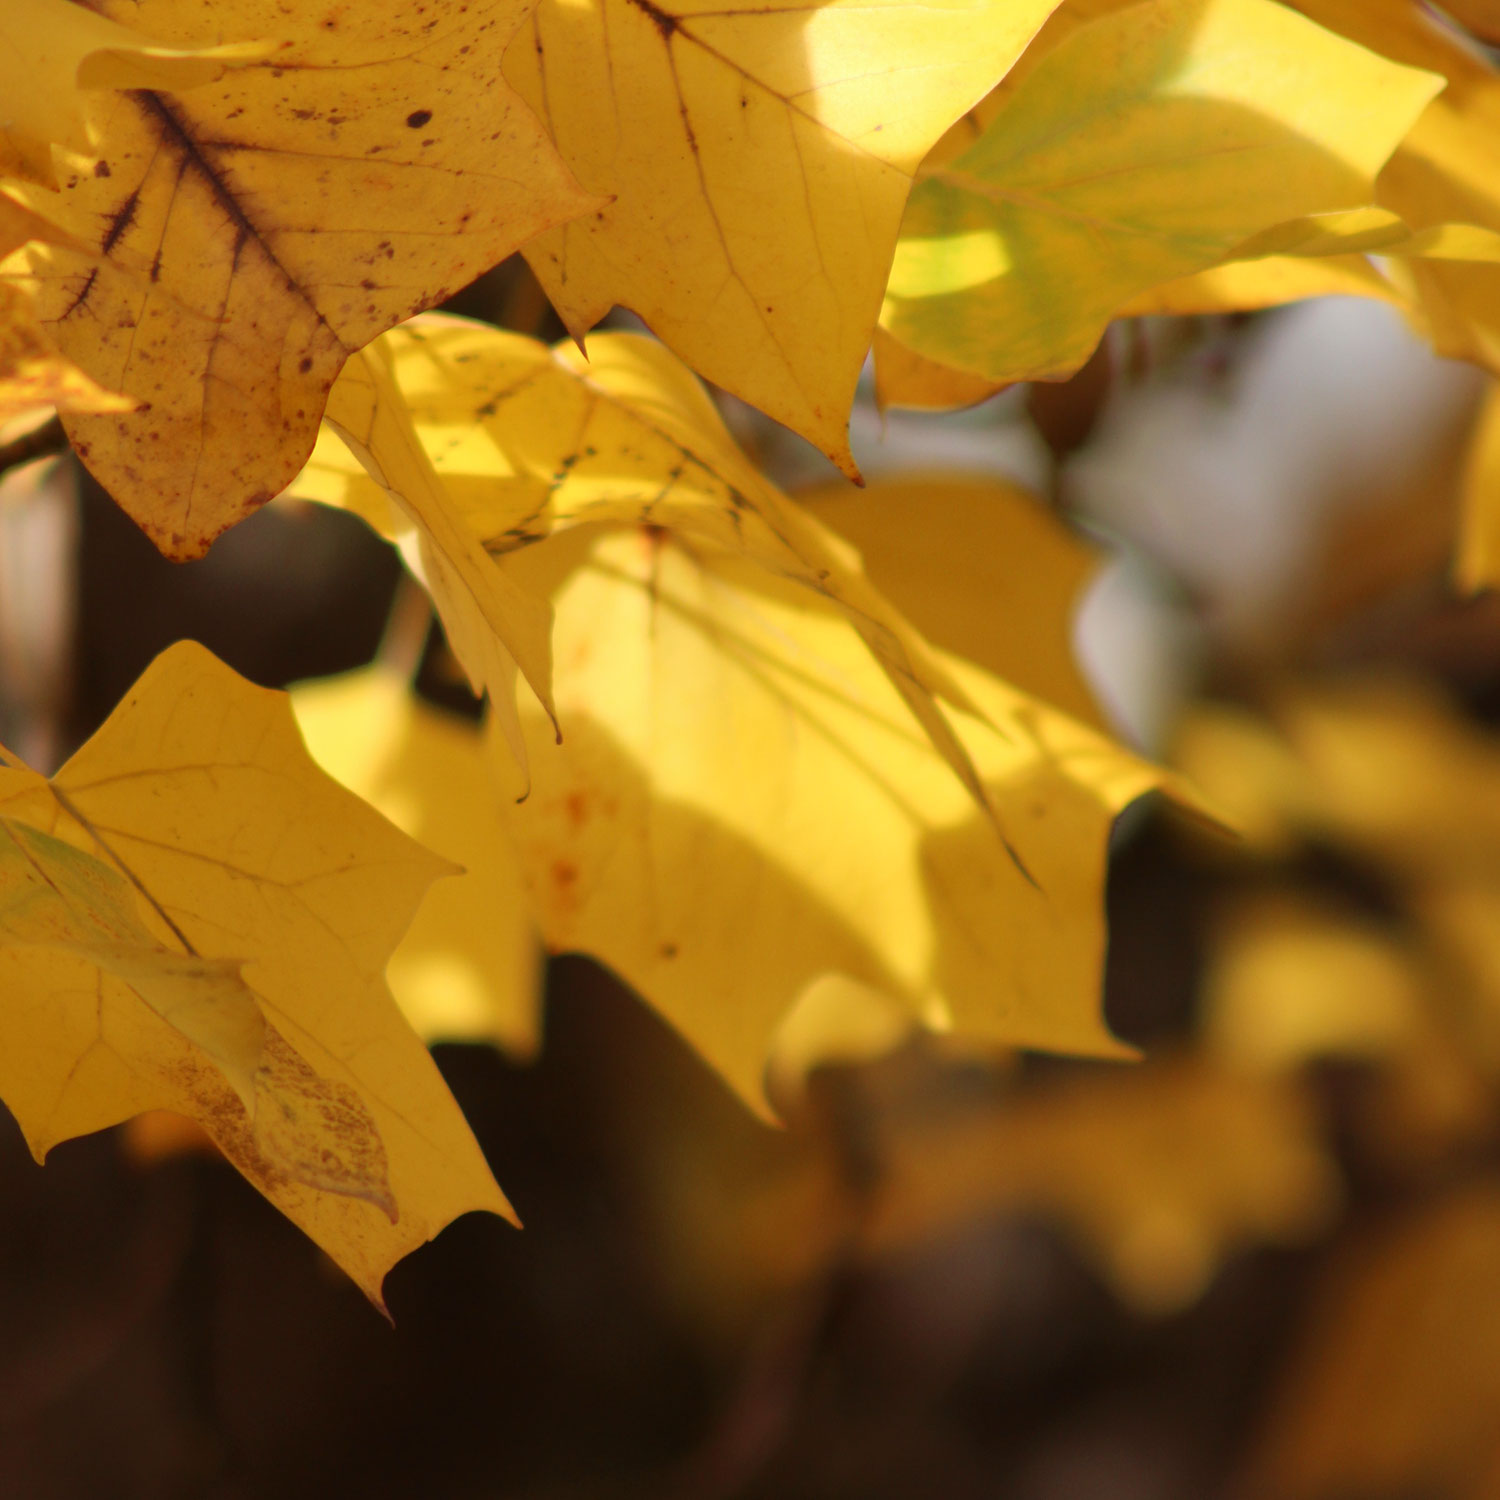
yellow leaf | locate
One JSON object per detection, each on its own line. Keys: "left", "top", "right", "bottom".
{"left": 1, "top": 0, "right": 595, "bottom": 558}
{"left": 501, "top": 0, "right": 1062, "bottom": 472}
{"left": 1457, "top": 379, "right": 1500, "bottom": 590}
{"left": 881, "top": 0, "right": 1442, "bottom": 386}
{"left": 1203, "top": 895, "right": 1425, "bottom": 1073}
{"left": 0, "top": 282, "right": 136, "bottom": 421}
{"left": 320, "top": 342, "right": 559, "bottom": 775}
{"left": 1115, "top": 253, "right": 1406, "bottom": 317}
{"left": 870, "top": 325, "right": 1008, "bottom": 414}
{"left": 863, "top": 1057, "right": 1339, "bottom": 1314}
{"left": 0, "top": 188, "right": 135, "bottom": 419}
{"left": 0, "top": 641, "right": 510, "bottom": 1310}
{"left": 796, "top": 473, "right": 1109, "bottom": 731}
{"left": 292, "top": 666, "right": 542, "bottom": 1058}
{"left": 303, "top": 315, "right": 1000, "bottom": 816}
{"left": 1289, "top": 0, "right": 1500, "bottom": 373}
{"left": 0, "top": 0, "right": 267, "bottom": 188}
{"left": 491, "top": 525, "right": 1168, "bottom": 1115}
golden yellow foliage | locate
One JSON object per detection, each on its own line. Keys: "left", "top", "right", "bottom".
{"left": 501, "top": 0, "right": 1060, "bottom": 474}
{"left": 880, "top": 0, "right": 1442, "bottom": 386}
{"left": 0, "top": 0, "right": 593, "bottom": 558}
{"left": 490, "top": 525, "right": 1166, "bottom": 1115}
{"left": 0, "top": 0, "right": 266, "bottom": 188}
{"left": 292, "top": 666, "right": 542, "bottom": 1057}
{"left": 796, "top": 474, "right": 1108, "bottom": 732}
{"left": 0, "top": 641, "right": 509, "bottom": 1309}
{"left": 1458, "top": 380, "right": 1500, "bottom": 590}
{"left": 300, "top": 314, "right": 1000, "bottom": 815}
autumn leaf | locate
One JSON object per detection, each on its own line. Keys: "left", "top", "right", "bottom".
{"left": 0, "top": 188, "right": 135, "bottom": 419}
{"left": 500, "top": 0, "right": 1062, "bottom": 473}
{"left": 0, "top": 0, "right": 268, "bottom": 188}
{"left": 869, "top": 325, "right": 1007, "bottom": 413}
{"left": 489, "top": 524, "right": 1169, "bottom": 1115}
{"left": 796, "top": 474, "right": 1109, "bottom": 732}
{"left": 880, "top": 0, "right": 1442, "bottom": 387}
{"left": 0, "top": 641, "right": 510, "bottom": 1309}
{"left": 292, "top": 665, "right": 542, "bottom": 1057}
{"left": 301, "top": 315, "right": 1000, "bottom": 815}
{"left": 1458, "top": 379, "right": 1500, "bottom": 590}
{"left": 0, "top": 0, "right": 595, "bottom": 558}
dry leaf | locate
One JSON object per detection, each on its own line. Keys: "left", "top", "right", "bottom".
{"left": 1, "top": 0, "right": 594, "bottom": 556}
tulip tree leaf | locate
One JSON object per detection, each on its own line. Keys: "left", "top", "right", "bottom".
{"left": 0, "top": 641, "right": 509, "bottom": 1311}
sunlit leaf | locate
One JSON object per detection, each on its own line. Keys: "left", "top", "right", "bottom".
{"left": 490, "top": 525, "right": 1169, "bottom": 1114}
{"left": 303, "top": 315, "right": 999, "bottom": 813}
{"left": 501, "top": 0, "right": 1061, "bottom": 471}
{"left": 0, "top": 641, "right": 509, "bottom": 1309}
{"left": 0, "top": 0, "right": 594, "bottom": 557}
{"left": 881, "top": 0, "right": 1441, "bottom": 386}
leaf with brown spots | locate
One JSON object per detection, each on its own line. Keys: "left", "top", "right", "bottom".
{"left": 500, "top": 0, "right": 1062, "bottom": 475}
{"left": 0, "top": 0, "right": 595, "bottom": 557}
{"left": 490, "top": 523, "right": 1174, "bottom": 1115}
{"left": 0, "top": 640, "right": 510, "bottom": 1311}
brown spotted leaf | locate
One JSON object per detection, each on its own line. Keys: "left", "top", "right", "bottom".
{"left": 0, "top": 0, "right": 594, "bottom": 556}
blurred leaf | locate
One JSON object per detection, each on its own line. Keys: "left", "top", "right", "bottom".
{"left": 292, "top": 666, "right": 543, "bottom": 1058}
{"left": 1253, "top": 1186, "right": 1500, "bottom": 1500}
{"left": 864, "top": 1056, "right": 1339, "bottom": 1314}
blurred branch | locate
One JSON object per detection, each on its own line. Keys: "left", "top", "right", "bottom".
{"left": 0, "top": 416, "right": 66, "bottom": 481}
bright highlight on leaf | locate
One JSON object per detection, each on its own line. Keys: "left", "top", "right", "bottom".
{"left": 301, "top": 315, "right": 999, "bottom": 816}
{"left": 501, "top": 0, "right": 1062, "bottom": 472}
{"left": 0, "top": 0, "right": 595, "bottom": 558}
{"left": 491, "top": 524, "right": 1168, "bottom": 1115}
{"left": 0, "top": 641, "right": 510, "bottom": 1309}
{"left": 880, "top": 0, "right": 1443, "bottom": 386}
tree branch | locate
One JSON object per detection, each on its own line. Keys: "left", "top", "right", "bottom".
{"left": 0, "top": 416, "right": 67, "bottom": 481}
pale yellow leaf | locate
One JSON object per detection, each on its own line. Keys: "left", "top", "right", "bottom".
{"left": 292, "top": 667, "right": 542, "bottom": 1057}
{"left": 502, "top": 0, "right": 1062, "bottom": 471}
{"left": 881, "top": 0, "right": 1442, "bottom": 385}
{"left": 796, "top": 474, "right": 1109, "bottom": 731}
